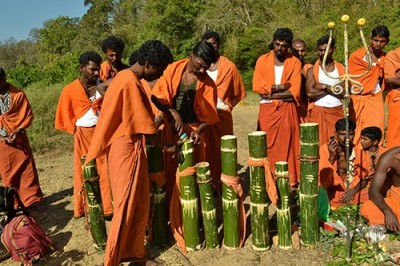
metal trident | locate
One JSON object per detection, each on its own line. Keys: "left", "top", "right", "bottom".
{"left": 321, "top": 15, "right": 372, "bottom": 261}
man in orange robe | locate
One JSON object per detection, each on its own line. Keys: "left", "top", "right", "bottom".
{"left": 319, "top": 119, "right": 369, "bottom": 210}
{"left": 85, "top": 40, "right": 174, "bottom": 266}
{"left": 349, "top": 25, "right": 390, "bottom": 145}
{"left": 99, "top": 36, "right": 128, "bottom": 82}
{"left": 253, "top": 28, "right": 302, "bottom": 187}
{"left": 384, "top": 47, "right": 400, "bottom": 148}
{"left": 292, "top": 38, "right": 313, "bottom": 124}
{"left": 360, "top": 146, "right": 400, "bottom": 231}
{"left": 0, "top": 67, "right": 43, "bottom": 208}
{"left": 55, "top": 51, "right": 113, "bottom": 219}
{"left": 152, "top": 41, "right": 219, "bottom": 251}
{"left": 201, "top": 31, "right": 247, "bottom": 191}
{"left": 306, "top": 36, "right": 345, "bottom": 145}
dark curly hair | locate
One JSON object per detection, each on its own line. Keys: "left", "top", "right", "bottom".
{"left": 193, "top": 41, "right": 218, "bottom": 66}
{"left": 137, "top": 40, "right": 173, "bottom": 68}
{"left": 273, "top": 28, "right": 294, "bottom": 44}
{"left": 317, "top": 35, "right": 336, "bottom": 48}
{"left": 361, "top": 126, "right": 382, "bottom": 142}
{"left": 0, "top": 66, "right": 5, "bottom": 79}
{"left": 335, "top": 118, "right": 356, "bottom": 132}
{"left": 128, "top": 50, "right": 139, "bottom": 66}
{"left": 201, "top": 31, "right": 220, "bottom": 44}
{"left": 101, "top": 36, "right": 126, "bottom": 53}
{"left": 79, "top": 51, "right": 102, "bottom": 66}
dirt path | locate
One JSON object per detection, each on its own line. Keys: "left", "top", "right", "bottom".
{"left": 2, "top": 104, "right": 328, "bottom": 266}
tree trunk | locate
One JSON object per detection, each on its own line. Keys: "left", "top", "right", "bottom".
{"left": 276, "top": 161, "right": 292, "bottom": 249}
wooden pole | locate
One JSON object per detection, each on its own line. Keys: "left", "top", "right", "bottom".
{"left": 179, "top": 140, "right": 201, "bottom": 251}
{"left": 276, "top": 161, "right": 292, "bottom": 249}
{"left": 196, "top": 162, "right": 219, "bottom": 249}
{"left": 299, "top": 123, "right": 320, "bottom": 247}
{"left": 248, "top": 131, "right": 269, "bottom": 251}
{"left": 221, "top": 135, "right": 241, "bottom": 249}
{"left": 81, "top": 156, "right": 107, "bottom": 251}
{"left": 147, "top": 144, "right": 169, "bottom": 243}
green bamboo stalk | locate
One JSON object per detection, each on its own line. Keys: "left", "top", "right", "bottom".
{"left": 196, "top": 162, "right": 219, "bottom": 249}
{"left": 221, "top": 135, "right": 241, "bottom": 250}
{"left": 147, "top": 144, "right": 169, "bottom": 243}
{"left": 299, "top": 123, "right": 320, "bottom": 247}
{"left": 81, "top": 156, "right": 107, "bottom": 251}
{"left": 248, "top": 131, "right": 269, "bottom": 251}
{"left": 276, "top": 161, "right": 292, "bottom": 249}
{"left": 179, "top": 140, "right": 201, "bottom": 251}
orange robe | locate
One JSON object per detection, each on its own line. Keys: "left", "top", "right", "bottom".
{"left": 203, "top": 56, "right": 246, "bottom": 190}
{"left": 297, "top": 63, "right": 313, "bottom": 124}
{"left": 99, "top": 61, "right": 128, "bottom": 82}
{"left": 0, "top": 85, "right": 43, "bottom": 207}
{"left": 253, "top": 51, "right": 302, "bottom": 186}
{"left": 308, "top": 59, "right": 345, "bottom": 145}
{"left": 349, "top": 47, "right": 386, "bottom": 145}
{"left": 319, "top": 143, "right": 370, "bottom": 209}
{"left": 86, "top": 70, "right": 157, "bottom": 265}
{"left": 361, "top": 186, "right": 400, "bottom": 225}
{"left": 152, "top": 59, "right": 219, "bottom": 251}
{"left": 384, "top": 48, "right": 400, "bottom": 148}
{"left": 55, "top": 79, "right": 113, "bottom": 218}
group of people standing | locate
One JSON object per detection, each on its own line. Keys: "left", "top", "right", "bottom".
{"left": 1, "top": 24, "right": 400, "bottom": 265}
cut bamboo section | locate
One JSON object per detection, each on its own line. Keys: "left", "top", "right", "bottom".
{"left": 196, "top": 162, "right": 219, "bottom": 249}
{"left": 221, "top": 135, "right": 241, "bottom": 250}
{"left": 299, "top": 123, "right": 320, "bottom": 247}
{"left": 147, "top": 144, "right": 169, "bottom": 243}
{"left": 81, "top": 156, "right": 107, "bottom": 251}
{"left": 276, "top": 161, "right": 292, "bottom": 249}
{"left": 248, "top": 131, "right": 269, "bottom": 251}
{"left": 179, "top": 140, "right": 201, "bottom": 251}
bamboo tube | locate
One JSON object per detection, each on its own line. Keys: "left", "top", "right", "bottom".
{"left": 179, "top": 140, "right": 201, "bottom": 251}
{"left": 276, "top": 161, "right": 292, "bottom": 249}
{"left": 81, "top": 156, "right": 107, "bottom": 251}
{"left": 299, "top": 123, "right": 320, "bottom": 247}
{"left": 196, "top": 162, "right": 219, "bottom": 249}
{"left": 248, "top": 131, "right": 269, "bottom": 251}
{"left": 221, "top": 135, "right": 241, "bottom": 249}
{"left": 147, "top": 144, "right": 169, "bottom": 243}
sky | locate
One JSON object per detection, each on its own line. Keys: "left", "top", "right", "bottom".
{"left": 0, "top": 0, "right": 89, "bottom": 42}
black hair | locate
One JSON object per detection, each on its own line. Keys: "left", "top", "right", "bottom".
{"left": 317, "top": 35, "right": 335, "bottom": 48}
{"left": 101, "top": 36, "right": 126, "bottom": 53}
{"left": 192, "top": 41, "right": 218, "bottom": 66}
{"left": 372, "top": 25, "right": 390, "bottom": 39}
{"left": 361, "top": 126, "right": 382, "bottom": 142}
{"left": 335, "top": 118, "right": 356, "bottom": 132}
{"left": 79, "top": 51, "right": 102, "bottom": 66}
{"left": 136, "top": 40, "right": 174, "bottom": 68}
{"left": 273, "top": 28, "right": 294, "bottom": 45}
{"left": 0, "top": 66, "right": 5, "bottom": 79}
{"left": 128, "top": 50, "right": 139, "bottom": 66}
{"left": 201, "top": 31, "right": 221, "bottom": 44}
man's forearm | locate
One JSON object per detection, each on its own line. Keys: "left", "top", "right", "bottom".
{"left": 195, "top": 122, "right": 209, "bottom": 135}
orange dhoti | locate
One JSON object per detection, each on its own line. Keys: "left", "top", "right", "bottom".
{"left": 73, "top": 127, "right": 113, "bottom": 218}
{"left": 308, "top": 104, "right": 344, "bottom": 145}
{"left": 0, "top": 133, "right": 43, "bottom": 207}
{"left": 104, "top": 135, "right": 149, "bottom": 265}
{"left": 386, "top": 91, "right": 400, "bottom": 148}
{"left": 204, "top": 108, "right": 233, "bottom": 191}
{"left": 360, "top": 186, "right": 400, "bottom": 225}
{"left": 257, "top": 102, "right": 300, "bottom": 185}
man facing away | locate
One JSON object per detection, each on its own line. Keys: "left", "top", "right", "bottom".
{"left": 99, "top": 36, "right": 129, "bottom": 81}
{"left": 85, "top": 40, "right": 174, "bottom": 266}
{"left": 55, "top": 51, "right": 113, "bottom": 219}
{"left": 0, "top": 66, "right": 43, "bottom": 208}
{"left": 306, "top": 35, "right": 345, "bottom": 145}
{"left": 361, "top": 146, "right": 400, "bottom": 232}
{"left": 201, "top": 31, "right": 247, "bottom": 191}
{"left": 253, "top": 28, "right": 302, "bottom": 187}
{"left": 349, "top": 25, "right": 389, "bottom": 145}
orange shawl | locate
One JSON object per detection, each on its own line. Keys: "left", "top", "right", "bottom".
{"left": 55, "top": 79, "right": 103, "bottom": 135}
{"left": 86, "top": 70, "right": 157, "bottom": 163}
{"left": 152, "top": 59, "right": 219, "bottom": 125}
{"left": 349, "top": 47, "right": 385, "bottom": 94}
{"left": 0, "top": 85, "right": 33, "bottom": 134}
{"left": 384, "top": 48, "right": 400, "bottom": 102}
{"left": 99, "top": 61, "right": 113, "bottom": 82}
{"left": 215, "top": 56, "right": 246, "bottom": 108}
{"left": 252, "top": 51, "right": 302, "bottom": 105}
